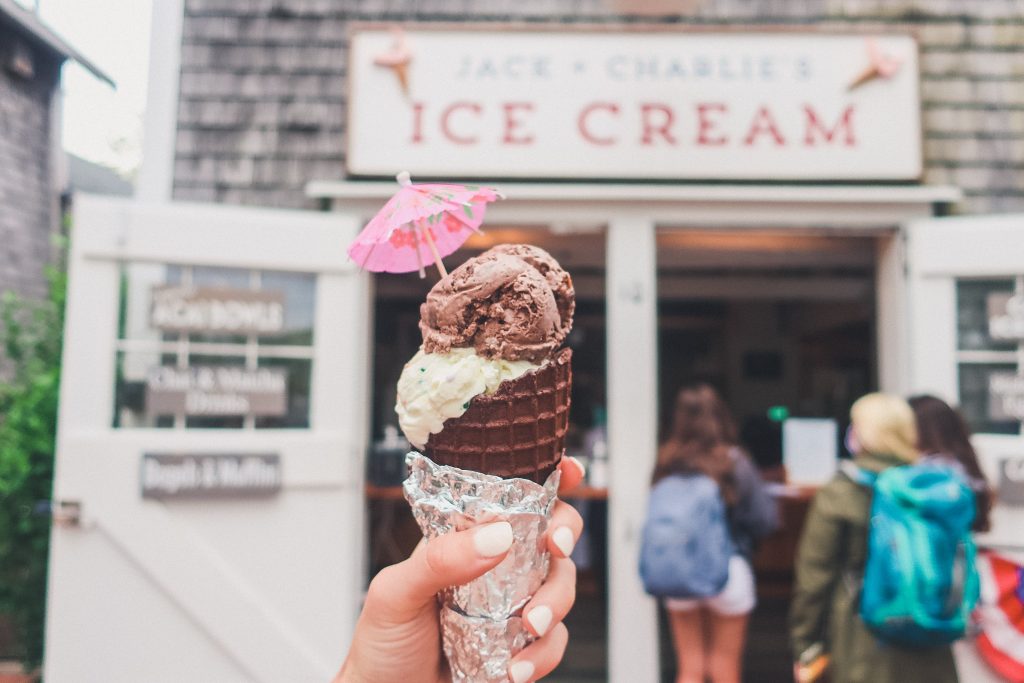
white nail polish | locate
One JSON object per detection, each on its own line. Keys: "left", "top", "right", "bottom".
{"left": 552, "top": 526, "right": 575, "bottom": 557}
{"left": 526, "top": 605, "right": 553, "bottom": 637}
{"left": 570, "top": 456, "right": 586, "bottom": 479}
{"left": 509, "top": 660, "right": 535, "bottom": 683}
{"left": 474, "top": 522, "right": 514, "bottom": 558}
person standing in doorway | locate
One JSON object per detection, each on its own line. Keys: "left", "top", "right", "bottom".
{"left": 790, "top": 393, "right": 960, "bottom": 683}
{"left": 909, "top": 394, "right": 992, "bottom": 532}
{"left": 653, "top": 384, "right": 778, "bottom": 683}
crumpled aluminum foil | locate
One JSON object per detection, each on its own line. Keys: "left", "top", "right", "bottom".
{"left": 403, "top": 452, "right": 560, "bottom": 683}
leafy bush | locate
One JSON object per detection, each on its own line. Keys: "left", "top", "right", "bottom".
{"left": 0, "top": 259, "right": 66, "bottom": 668}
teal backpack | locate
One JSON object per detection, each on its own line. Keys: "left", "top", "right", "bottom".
{"left": 847, "top": 462, "right": 980, "bottom": 647}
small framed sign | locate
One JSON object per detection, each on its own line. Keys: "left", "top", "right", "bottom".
{"left": 145, "top": 366, "right": 288, "bottom": 417}
{"left": 989, "top": 373, "right": 1024, "bottom": 422}
{"left": 988, "top": 292, "right": 1024, "bottom": 342}
{"left": 998, "top": 457, "right": 1024, "bottom": 507}
{"left": 141, "top": 453, "right": 282, "bottom": 500}
{"left": 150, "top": 286, "right": 286, "bottom": 335}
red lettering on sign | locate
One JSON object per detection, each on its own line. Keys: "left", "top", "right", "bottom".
{"left": 410, "top": 102, "right": 426, "bottom": 144}
{"left": 743, "top": 106, "right": 786, "bottom": 146}
{"left": 640, "top": 103, "right": 677, "bottom": 145}
{"left": 441, "top": 102, "right": 482, "bottom": 145}
{"left": 803, "top": 104, "right": 856, "bottom": 146}
{"left": 502, "top": 103, "right": 535, "bottom": 145}
{"left": 696, "top": 103, "right": 728, "bottom": 146}
{"left": 578, "top": 102, "right": 620, "bottom": 146}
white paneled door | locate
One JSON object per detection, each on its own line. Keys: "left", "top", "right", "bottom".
{"left": 44, "top": 195, "right": 370, "bottom": 682}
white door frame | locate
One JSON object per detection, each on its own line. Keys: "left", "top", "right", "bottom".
{"left": 312, "top": 180, "right": 954, "bottom": 683}
{"left": 45, "top": 195, "right": 370, "bottom": 682}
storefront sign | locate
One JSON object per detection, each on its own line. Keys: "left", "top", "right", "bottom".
{"left": 348, "top": 30, "right": 922, "bottom": 180}
{"left": 145, "top": 366, "right": 288, "bottom": 417}
{"left": 998, "top": 457, "right": 1024, "bottom": 506}
{"left": 150, "top": 286, "right": 285, "bottom": 335}
{"left": 990, "top": 373, "right": 1024, "bottom": 422}
{"left": 988, "top": 292, "right": 1024, "bottom": 341}
{"left": 141, "top": 453, "right": 282, "bottom": 499}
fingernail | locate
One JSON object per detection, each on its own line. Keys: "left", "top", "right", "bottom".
{"left": 509, "top": 660, "right": 535, "bottom": 683}
{"left": 552, "top": 526, "right": 575, "bottom": 557}
{"left": 474, "top": 522, "right": 514, "bottom": 558}
{"left": 526, "top": 605, "right": 553, "bottom": 637}
{"left": 569, "top": 456, "right": 586, "bottom": 479}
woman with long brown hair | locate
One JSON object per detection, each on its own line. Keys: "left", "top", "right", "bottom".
{"left": 654, "top": 384, "right": 778, "bottom": 683}
{"left": 908, "top": 394, "right": 992, "bottom": 532}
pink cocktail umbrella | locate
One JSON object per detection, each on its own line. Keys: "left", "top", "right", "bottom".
{"left": 347, "top": 171, "right": 503, "bottom": 278}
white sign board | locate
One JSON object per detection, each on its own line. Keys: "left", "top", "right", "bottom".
{"left": 348, "top": 29, "right": 922, "bottom": 180}
{"left": 783, "top": 418, "right": 839, "bottom": 485}
{"left": 990, "top": 373, "right": 1024, "bottom": 422}
{"left": 989, "top": 292, "right": 1024, "bottom": 341}
{"left": 141, "top": 453, "right": 282, "bottom": 499}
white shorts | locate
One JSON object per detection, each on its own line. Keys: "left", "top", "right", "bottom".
{"left": 664, "top": 555, "right": 757, "bottom": 617}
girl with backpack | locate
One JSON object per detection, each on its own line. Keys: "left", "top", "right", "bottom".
{"left": 908, "top": 394, "right": 992, "bottom": 533}
{"left": 649, "top": 384, "right": 778, "bottom": 683}
{"left": 790, "top": 393, "right": 962, "bottom": 683}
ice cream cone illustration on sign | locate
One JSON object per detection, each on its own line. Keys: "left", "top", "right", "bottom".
{"left": 848, "top": 37, "right": 903, "bottom": 91}
{"left": 374, "top": 27, "right": 412, "bottom": 96}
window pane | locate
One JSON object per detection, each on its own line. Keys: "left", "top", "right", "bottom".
{"left": 958, "top": 363, "right": 1020, "bottom": 435}
{"left": 113, "top": 350, "right": 177, "bottom": 428}
{"left": 188, "top": 266, "right": 252, "bottom": 344}
{"left": 957, "top": 279, "right": 1016, "bottom": 352}
{"left": 114, "top": 261, "right": 316, "bottom": 431}
{"left": 257, "top": 271, "right": 317, "bottom": 346}
{"left": 254, "top": 357, "right": 312, "bottom": 429}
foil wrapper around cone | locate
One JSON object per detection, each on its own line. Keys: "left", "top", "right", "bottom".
{"left": 403, "top": 452, "right": 560, "bottom": 682}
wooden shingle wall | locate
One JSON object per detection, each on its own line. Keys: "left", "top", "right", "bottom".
{"left": 174, "top": 0, "right": 1024, "bottom": 213}
{"left": 0, "top": 29, "right": 60, "bottom": 302}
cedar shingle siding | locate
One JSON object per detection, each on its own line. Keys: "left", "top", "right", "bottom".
{"left": 174, "top": 0, "right": 1024, "bottom": 213}
{"left": 0, "top": 29, "right": 59, "bottom": 302}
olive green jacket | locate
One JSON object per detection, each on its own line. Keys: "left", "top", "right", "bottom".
{"left": 789, "top": 453, "right": 959, "bottom": 683}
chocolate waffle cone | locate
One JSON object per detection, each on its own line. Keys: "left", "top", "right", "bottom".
{"left": 423, "top": 348, "right": 572, "bottom": 484}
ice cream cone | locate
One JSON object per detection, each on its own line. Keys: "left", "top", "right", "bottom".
{"left": 423, "top": 348, "right": 572, "bottom": 484}
{"left": 847, "top": 63, "right": 880, "bottom": 91}
{"left": 393, "top": 62, "right": 410, "bottom": 96}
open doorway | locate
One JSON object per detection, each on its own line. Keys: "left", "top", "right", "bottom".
{"left": 655, "top": 228, "right": 879, "bottom": 681}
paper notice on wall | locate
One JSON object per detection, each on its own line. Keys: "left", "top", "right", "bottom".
{"left": 783, "top": 418, "right": 839, "bottom": 486}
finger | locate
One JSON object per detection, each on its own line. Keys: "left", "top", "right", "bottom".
{"left": 522, "top": 556, "right": 576, "bottom": 638}
{"left": 365, "top": 522, "right": 513, "bottom": 620}
{"left": 508, "top": 622, "right": 569, "bottom": 683}
{"left": 546, "top": 500, "right": 583, "bottom": 559}
{"left": 557, "top": 457, "right": 585, "bottom": 493}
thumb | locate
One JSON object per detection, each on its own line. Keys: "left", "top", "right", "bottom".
{"left": 365, "top": 522, "right": 514, "bottom": 620}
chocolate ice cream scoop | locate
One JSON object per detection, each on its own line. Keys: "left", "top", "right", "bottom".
{"left": 420, "top": 244, "right": 574, "bottom": 363}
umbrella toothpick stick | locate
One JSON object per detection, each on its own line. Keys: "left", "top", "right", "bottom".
{"left": 421, "top": 227, "right": 448, "bottom": 277}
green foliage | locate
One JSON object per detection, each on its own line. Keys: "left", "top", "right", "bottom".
{"left": 0, "top": 254, "right": 66, "bottom": 668}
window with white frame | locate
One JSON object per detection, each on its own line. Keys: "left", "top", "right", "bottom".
{"left": 956, "top": 276, "right": 1024, "bottom": 435}
{"left": 113, "top": 263, "right": 316, "bottom": 430}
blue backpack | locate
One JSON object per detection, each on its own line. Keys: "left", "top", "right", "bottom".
{"left": 639, "top": 474, "right": 734, "bottom": 599}
{"left": 848, "top": 463, "right": 980, "bottom": 647}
